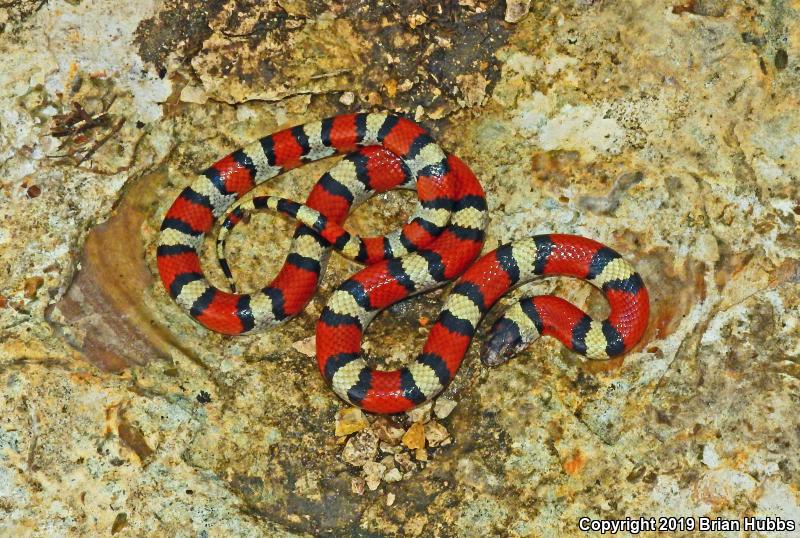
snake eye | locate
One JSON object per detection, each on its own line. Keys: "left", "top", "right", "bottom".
{"left": 480, "top": 318, "right": 526, "bottom": 367}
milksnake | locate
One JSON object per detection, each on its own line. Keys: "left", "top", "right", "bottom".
{"left": 157, "top": 112, "right": 649, "bottom": 414}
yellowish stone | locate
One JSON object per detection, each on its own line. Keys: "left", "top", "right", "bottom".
{"left": 402, "top": 422, "right": 426, "bottom": 450}
{"left": 335, "top": 407, "right": 369, "bottom": 437}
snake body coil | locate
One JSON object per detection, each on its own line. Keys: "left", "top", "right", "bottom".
{"left": 157, "top": 112, "right": 649, "bottom": 414}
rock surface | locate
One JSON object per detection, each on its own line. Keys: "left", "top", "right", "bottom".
{"left": 1, "top": 0, "right": 799, "bottom": 536}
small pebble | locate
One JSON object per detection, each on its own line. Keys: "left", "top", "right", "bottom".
{"left": 384, "top": 468, "right": 402, "bottom": 483}
{"left": 424, "top": 420, "right": 451, "bottom": 447}
{"left": 414, "top": 448, "right": 428, "bottom": 462}
{"left": 379, "top": 441, "right": 402, "bottom": 454}
{"left": 383, "top": 79, "right": 398, "bottom": 98}
{"left": 433, "top": 398, "right": 457, "bottom": 419}
{"left": 405, "top": 401, "right": 432, "bottom": 424}
{"left": 26, "top": 185, "right": 41, "bottom": 198}
{"left": 291, "top": 336, "right": 316, "bottom": 357}
{"left": 407, "top": 12, "right": 427, "bottom": 28}
{"left": 339, "top": 91, "right": 355, "bottom": 105}
{"left": 351, "top": 477, "right": 365, "bottom": 495}
{"left": 342, "top": 430, "right": 378, "bottom": 467}
{"left": 362, "top": 461, "right": 386, "bottom": 491}
{"left": 386, "top": 492, "right": 396, "bottom": 506}
{"left": 335, "top": 407, "right": 370, "bottom": 437}
{"left": 371, "top": 416, "right": 405, "bottom": 444}
{"left": 398, "top": 79, "right": 414, "bottom": 92}
{"left": 504, "top": 0, "right": 531, "bottom": 23}
{"left": 394, "top": 452, "right": 416, "bottom": 473}
{"left": 402, "top": 423, "right": 426, "bottom": 450}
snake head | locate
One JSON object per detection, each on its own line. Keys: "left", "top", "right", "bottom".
{"left": 480, "top": 318, "right": 528, "bottom": 367}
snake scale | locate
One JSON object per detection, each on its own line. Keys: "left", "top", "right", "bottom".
{"left": 156, "top": 112, "right": 649, "bottom": 414}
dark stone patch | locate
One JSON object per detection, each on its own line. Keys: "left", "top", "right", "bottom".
{"left": 230, "top": 473, "right": 265, "bottom": 498}
{"left": 0, "top": 0, "right": 47, "bottom": 32}
{"left": 133, "top": 0, "right": 228, "bottom": 74}
{"left": 341, "top": 1, "right": 512, "bottom": 115}
{"left": 774, "top": 48, "right": 788, "bottom": 70}
{"left": 134, "top": 0, "right": 512, "bottom": 118}
{"left": 285, "top": 473, "right": 368, "bottom": 536}
{"left": 111, "top": 512, "right": 128, "bottom": 535}
{"left": 671, "top": 0, "right": 727, "bottom": 17}
{"left": 741, "top": 32, "right": 766, "bottom": 47}
{"left": 572, "top": 370, "right": 600, "bottom": 397}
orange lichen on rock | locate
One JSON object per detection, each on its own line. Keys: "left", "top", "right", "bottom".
{"left": 562, "top": 450, "right": 586, "bottom": 476}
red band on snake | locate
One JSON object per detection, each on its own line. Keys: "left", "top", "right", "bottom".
{"left": 156, "top": 112, "right": 649, "bottom": 414}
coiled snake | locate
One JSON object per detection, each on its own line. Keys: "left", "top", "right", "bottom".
{"left": 157, "top": 112, "right": 649, "bottom": 414}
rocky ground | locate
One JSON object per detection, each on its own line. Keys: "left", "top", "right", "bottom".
{"left": 0, "top": 0, "right": 798, "bottom": 536}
